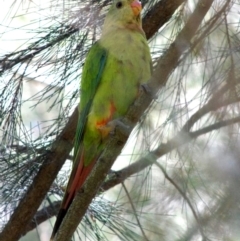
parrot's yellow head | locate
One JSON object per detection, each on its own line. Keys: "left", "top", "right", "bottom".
{"left": 102, "top": 0, "right": 143, "bottom": 35}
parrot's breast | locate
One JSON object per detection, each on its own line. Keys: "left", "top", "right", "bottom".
{"left": 97, "top": 28, "right": 152, "bottom": 113}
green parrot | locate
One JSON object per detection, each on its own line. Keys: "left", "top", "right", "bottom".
{"left": 51, "top": 0, "right": 151, "bottom": 239}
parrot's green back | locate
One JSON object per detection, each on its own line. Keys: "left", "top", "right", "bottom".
{"left": 51, "top": 1, "right": 151, "bottom": 240}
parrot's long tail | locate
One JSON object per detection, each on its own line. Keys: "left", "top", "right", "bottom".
{"left": 50, "top": 151, "right": 96, "bottom": 241}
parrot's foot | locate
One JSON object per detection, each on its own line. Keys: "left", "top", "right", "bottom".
{"left": 97, "top": 118, "right": 123, "bottom": 138}
{"left": 97, "top": 124, "right": 113, "bottom": 138}
{"left": 107, "top": 118, "right": 131, "bottom": 136}
{"left": 110, "top": 118, "right": 133, "bottom": 142}
{"left": 140, "top": 83, "right": 157, "bottom": 99}
{"left": 98, "top": 118, "right": 131, "bottom": 140}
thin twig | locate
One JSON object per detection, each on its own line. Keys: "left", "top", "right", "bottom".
{"left": 121, "top": 182, "right": 150, "bottom": 241}
{"left": 154, "top": 162, "right": 205, "bottom": 239}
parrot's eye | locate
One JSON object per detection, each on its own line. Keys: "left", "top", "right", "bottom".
{"left": 116, "top": 1, "right": 123, "bottom": 8}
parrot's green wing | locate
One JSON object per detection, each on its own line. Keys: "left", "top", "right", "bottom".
{"left": 73, "top": 42, "right": 107, "bottom": 158}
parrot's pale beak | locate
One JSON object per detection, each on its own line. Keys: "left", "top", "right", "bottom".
{"left": 131, "top": 0, "right": 142, "bottom": 16}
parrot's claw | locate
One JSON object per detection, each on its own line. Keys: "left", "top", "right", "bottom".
{"left": 107, "top": 118, "right": 131, "bottom": 135}
{"left": 140, "top": 83, "right": 157, "bottom": 99}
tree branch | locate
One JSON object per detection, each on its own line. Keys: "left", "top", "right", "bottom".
{"left": 23, "top": 201, "right": 61, "bottom": 236}
{"left": 143, "top": 0, "right": 186, "bottom": 39}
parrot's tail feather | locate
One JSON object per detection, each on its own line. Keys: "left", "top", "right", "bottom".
{"left": 64, "top": 152, "right": 97, "bottom": 209}
{"left": 64, "top": 153, "right": 84, "bottom": 209}
{"left": 51, "top": 151, "right": 97, "bottom": 240}
{"left": 50, "top": 208, "right": 67, "bottom": 240}
{"left": 76, "top": 158, "right": 96, "bottom": 191}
